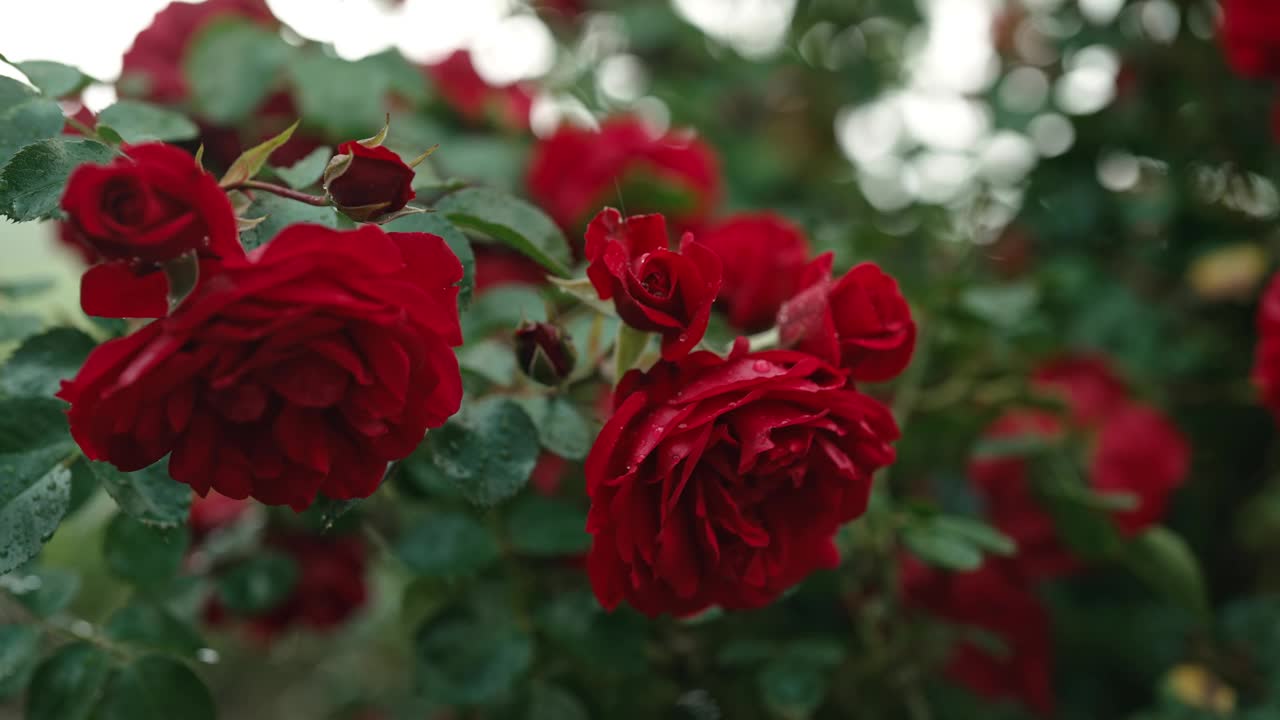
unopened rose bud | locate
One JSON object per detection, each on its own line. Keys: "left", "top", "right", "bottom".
{"left": 323, "top": 141, "right": 416, "bottom": 222}
{"left": 514, "top": 321, "right": 577, "bottom": 385}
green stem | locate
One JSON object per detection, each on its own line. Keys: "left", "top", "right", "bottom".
{"left": 745, "top": 326, "right": 780, "bottom": 351}
{"left": 229, "top": 179, "right": 330, "bottom": 207}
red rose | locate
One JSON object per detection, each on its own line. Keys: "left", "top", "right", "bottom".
{"left": 121, "top": 0, "right": 276, "bottom": 104}
{"left": 778, "top": 253, "right": 916, "bottom": 382}
{"left": 699, "top": 212, "right": 810, "bottom": 332}
{"left": 58, "top": 223, "right": 464, "bottom": 511}
{"left": 188, "top": 491, "right": 252, "bottom": 540}
{"left": 425, "top": 50, "right": 534, "bottom": 130}
{"left": 530, "top": 452, "right": 570, "bottom": 496}
{"left": 1221, "top": 0, "right": 1280, "bottom": 79}
{"left": 527, "top": 115, "right": 721, "bottom": 235}
{"left": 585, "top": 340, "right": 899, "bottom": 616}
{"left": 474, "top": 245, "right": 549, "bottom": 293}
{"left": 584, "top": 208, "right": 722, "bottom": 360}
{"left": 323, "top": 141, "right": 415, "bottom": 222}
{"left": 1254, "top": 272, "right": 1280, "bottom": 417}
{"left": 901, "top": 557, "right": 1054, "bottom": 717}
{"left": 970, "top": 355, "right": 1190, "bottom": 577}
{"left": 61, "top": 142, "right": 241, "bottom": 265}
{"left": 205, "top": 531, "right": 368, "bottom": 641}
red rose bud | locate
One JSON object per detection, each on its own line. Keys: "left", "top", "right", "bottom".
{"left": 900, "top": 557, "right": 1054, "bottom": 717}
{"left": 585, "top": 339, "right": 899, "bottom": 617}
{"left": 60, "top": 142, "right": 242, "bottom": 265}
{"left": 584, "top": 207, "right": 721, "bottom": 360}
{"left": 58, "top": 224, "right": 464, "bottom": 511}
{"left": 515, "top": 321, "right": 577, "bottom": 385}
{"left": 699, "top": 212, "right": 810, "bottom": 332}
{"left": 324, "top": 141, "right": 417, "bottom": 222}
{"left": 778, "top": 253, "right": 916, "bottom": 383}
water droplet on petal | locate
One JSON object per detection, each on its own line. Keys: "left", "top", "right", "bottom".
{"left": 753, "top": 360, "right": 771, "bottom": 372}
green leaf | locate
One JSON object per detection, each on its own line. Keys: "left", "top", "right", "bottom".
{"left": 415, "top": 614, "right": 533, "bottom": 706}
{"left": 461, "top": 286, "right": 547, "bottom": 343}
{"left": 0, "top": 314, "right": 44, "bottom": 343}
{"left": 0, "top": 137, "right": 115, "bottom": 221}
{"left": 0, "top": 327, "right": 96, "bottom": 399}
{"left": 104, "top": 603, "right": 205, "bottom": 658}
{"left": 422, "top": 397, "right": 541, "bottom": 507}
{"left": 237, "top": 191, "right": 339, "bottom": 252}
{"left": 64, "top": 457, "right": 98, "bottom": 518}
{"left": 457, "top": 339, "right": 518, "bottom": 387}
{"left": 506, "top": 495, "right": 590, "bottom": 557}
{"left": 9, "top": 567, "right": 80, "bottom": 617}
{"left": 1123, "top": 526, "right": 1209, "bottom": 616}
{"left": 0, "top": 397, "right": 74, "bottom": 574}
{"left": 24, "top": 642, "right": 112, "bottom": 720}
{"left": 366, "top": 49, "right": 430, "bottom": 106}
{"left": 902, "top": 523, "right": 983, "bottom": 571}
{"left": 527, "top": 683, "right": 589, "bottom": 720}
{"left": 382, "top": 212, "right": 475, "bottom": 309}
{"left": 435, "top": 188, "right": 573, "bottom": 278}
{"left": 217, "top": 550, "right": 299, "bottom": 615}
{"left": 614, "top": 324, "right": 651, "bottom": 379}
{"left": 396, "top": 510, "right": 499, "bottom": 578}
{"left": 89, "top": 460, "right": 190, "bottom": 529}
{"left": 960, "top": 282, "right": 1040, "bottom": 329}
{"left": 219, "top": 119, "right": 298, "bottom": 187}
{"left": 758, "top": 655, "right": 827, "bottom": 720}
{"left": 0, "top": 77, "right": 65, "bottom": 168}
{"left": 102, "top": 513, "right": 188, "bottom": 588}
{"left": 289, "top": 51, "right": 389, "bottom": 139}
{"left": 271, "top": 145, "right": 330, "bottom": 189}
{"left": 93, "top": 655, "right": 215, "bottom": 720}
{"left": 184, "top": 19, "right": 291, "bottom": 124}
{"left": 929, "top": 516, "right": 1017, "bottom": 556}
{"left": 0, "top": 624, "right": 40, "bottom": 699}
{"left": 515, "top": 396, "right": 594, "bottom": 461}
{"left": 970, "top": 433, "right": 1054, "bottom": 460}
{"left": 10, "top": 61, "right": 90, "bottom": 98}
{"left": 0, "top": 277, "right": 55, "bottom": 299}
{"left": 96, "top": 101, "right": 198, "bottom": 144}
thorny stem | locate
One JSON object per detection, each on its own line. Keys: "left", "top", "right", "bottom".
{"left": 228, "top": 179, "right": 330, "bottom": 207}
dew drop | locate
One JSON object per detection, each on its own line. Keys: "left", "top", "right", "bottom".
{"left": 753, "top": 360, "right": 771, "bottom": 372}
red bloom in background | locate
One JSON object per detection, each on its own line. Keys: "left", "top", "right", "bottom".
{"left": 425, "top": 50, "right": 534, "bottom": 130}
{"left": 584, "top": 208, "right": 721, "bottom": 360}
{"left": 61, "top": 142, "right": 241, "bottom": 265}
{"left": 527, "top": 116, "right": 721, "bottom": 235}
{"left": 1220, "top": 0, "right": 1280, "bottom": 80}
{"left": 120, "top": 0, "right": 276, "bottom": 103}
{"left": 700, "top": 212, "right": 810, "bottom": 332}
{"left": 1254, "top": 272, "right": 1280, "bottom": 417}
{"left": 188, "top": 491, "right": 252, "bottom": 540}
{"left": 324, "top": 141, "right": 415, "bottom": 221}
{"left": 206, "top": 532, "right": 368, "bottom": 640}
{"left": 585, "top": 340, "right": 898, "bottom": 617}
{"left": 970, "top": 355, "right": 1190, "bottom": 577}
{"left": 473, "top": 245, "right": 548, "bottom": 293}
{"left": 901, "top": 557, "right": 1054, "bottom": 717}
{"left": 778, "top": 254, "right": 915, "bottom": 382}
{"left": 59, "top": 224, "right": 464, "bottom": 511}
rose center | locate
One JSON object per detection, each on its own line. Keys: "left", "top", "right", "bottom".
{"left": 641, "top": 268, "right": 671, "bottom": 298}
{"left": 101, "top": 177, "right": 150, "bottom": 227}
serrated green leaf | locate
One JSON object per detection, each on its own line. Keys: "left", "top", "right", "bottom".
{"left": 382, "top": 212, "right": 475, "bottom": 309}
{"left": 104, "top": 603, "right": 205, "bottom": 657}
{"left": 435, "top": 187, "right": 572, "bottom": 278}
{"left": 506, "top": 494, "right": 590, "bottom": 557}
{"left": 1124, "top": 526, "right": 1209, "bottom": 616}
{"left": 217, "top": 550, "right": 299, "bottom": 615}
{"left": 415, "top": 614, "right": 533, "bottom": 706}
{"left": 24, "top": 642, "right": 112, "bottom": 720}
{"left": 236, "top": 191, "right": 339, "bottom": 252}
{"left": 184, "top": 20, "right": 291, "bottom": 124}
{"left": 0, "top": 327, "right": 96, "bottom": 399}
{"left": 527, "top": 683, "right": 589, "bottom": 720}
{"left": 290, "top": 52, "right": 388, "bottom": 138}
{"left": 89, "top": 460, "right": 190, "bottom": 529}
{"left": 0, "top": 137, "right": 115, "bottom": 221}
{"left": 93, "top": 655, "right": 215, "bottom": 720}
{"left": 396, "top": 510, "right": 499, "bottom": 578}
{"left": 0, "top": 76, "right": 65, "bottom": 168}
{"left": 102, "top": 513, "right": 188, "bottom": 588}
{"left": 96, "top": 101, "right": 198, "bottom": 144}
{"left": 0, "top": 625, "right": 40, "bottom": 699}
{"left": 0, "top": 397, "right": 74, "bottom": 574}
{"left": 271, "top": 145, "right": 330, "bottom": 189}
{"left": 10, "top": 61, "right": 90, "bottom": 98}
{"left": 515, "top": 396, "right": 594, "bottom": 461}
{"left": 422, "top": 398, "right": 540, "bottom": 507}
{"left": 220, "top": 119, "right": 298, "bottom": 188}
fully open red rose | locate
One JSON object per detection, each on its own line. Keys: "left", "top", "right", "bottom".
{"left": 970, "top": 355, "right": 1190, "bottom": 577}
{"left": 425, "top": 50, "right": 534, "bottom": 130}
{"left": 778, "top": 253, "right": 916, "bottom": 382}
{"left": 700, "top": 212, "right": 811, "bottom": 332}
{"left": 585, "top": 208, "right": 721, "bottom": 360}
{"left": 1221, "top": 0, "right": 1280, "bottom": 79}
{"left": 58, "top": 223, "right": 464, "bottom": 511}
{"left": 527, "top": 116, "right": 720, "bottom": 236}
{"left": 61, "top": 142, "right": 241, "bottom": 265}
{"left": 1254, "top": 272, "right": 1280, "bottom": 418}
{"left": 324, "top": 141, "right": 415, "bottom": 221}
{"left": 205, "top": 531, "right": 368, "bottom": 641}
{"left": 901, "top": 557, "right": 1054, "bottom": 717}
{"left": 585, "top": 340, "right": 899, "bottom": 617}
